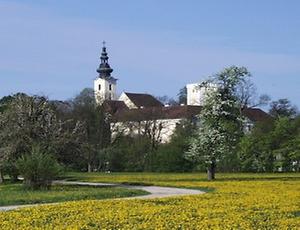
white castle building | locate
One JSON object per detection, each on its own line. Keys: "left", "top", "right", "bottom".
{"left": 94, "top": 44, "right": 270, "bottom": 143}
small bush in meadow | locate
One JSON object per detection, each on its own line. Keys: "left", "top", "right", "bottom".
{"left": 17, "top": 146, "right": 62, "bottom": 190}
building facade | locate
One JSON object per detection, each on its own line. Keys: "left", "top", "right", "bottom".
{"left": 95, "top": 44, "right": 270, "bottom": 143}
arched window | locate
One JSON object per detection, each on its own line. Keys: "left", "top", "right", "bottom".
{"left": 98, "top": 84, "right": 101, "bottom": 90}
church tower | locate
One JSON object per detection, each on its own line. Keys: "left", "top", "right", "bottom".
{"left": 94, "top": 42, "right": 118, "bottom": 104}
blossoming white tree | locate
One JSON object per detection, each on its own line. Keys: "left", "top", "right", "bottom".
{"left": 185, "top": 66, "right": 250, "bottom": 180}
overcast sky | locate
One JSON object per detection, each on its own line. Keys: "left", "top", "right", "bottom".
{"left": 0, "top": 0, "right": 299, "bottom": 108}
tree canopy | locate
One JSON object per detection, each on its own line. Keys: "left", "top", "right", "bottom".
{"left": 185, "top": 66, "right": 250, "bottom": 180}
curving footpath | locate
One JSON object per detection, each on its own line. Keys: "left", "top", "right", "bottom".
{"left": 0, "top": 180, "right": 205, "bottom": 212}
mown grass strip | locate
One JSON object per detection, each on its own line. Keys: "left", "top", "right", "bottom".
{"left": 0, "top": 182, "right": 148, "bottom": 206}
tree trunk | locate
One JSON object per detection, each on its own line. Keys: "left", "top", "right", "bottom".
{"left": 88, "top": 163, "right": 92, "bottom": 173}
{"left": 207, "top": 161, "right": 216, "bottom": 181}
{"left": 11, "top": 174, "right": 18, "bottom": 182}
{"left": 0, "top": 170, "right": 4, "bottom": 183}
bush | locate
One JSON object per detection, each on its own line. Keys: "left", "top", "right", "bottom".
{"left": 151, "top": 120, "right": 197, "bottom": 172}
{"left": 17, "top": 146, "right": 63, "bottom": 190}
{"left": 109, "top": 136, "right": 152, "bottom": 172}
{"left": 152, "top": 143, "right": 194, "bottom": 172}
{"left": 2, "top": 160, "right": 19, "bottom": 182}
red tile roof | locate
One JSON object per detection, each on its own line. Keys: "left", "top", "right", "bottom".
{"left": 111, "top": 105, "right": 271, "bottom": 123}
{"left": 102, "top": 100, "right": 128, "bottom": 114}
{"left": 242, "top": 107, "right": 271, "bottom": 122}
{"left": 124, "top": 92, "right": 163, "bottom": 108}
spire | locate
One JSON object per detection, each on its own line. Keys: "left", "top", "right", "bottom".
{"left": 97, "top": 41, "right": 113, "bottom": 78}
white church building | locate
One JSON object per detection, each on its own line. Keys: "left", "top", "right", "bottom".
{"left": 94, "top": 44, "right": 270, "bottom": 143}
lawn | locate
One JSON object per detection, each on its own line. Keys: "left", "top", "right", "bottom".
{"left": 0, "top": 172, "right": 299, "bottom": 229}
{"left": 0, "top": 182, "right": 148, "bottom": 206}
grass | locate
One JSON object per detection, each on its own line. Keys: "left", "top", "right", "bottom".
{"left": 1, "top": 173, "right": 299, "bottom": 229}
{"left": 65, "top": 171, "right": 300, "bottom": 188}
{"left": 0, "top": 181, "right": 148, "bottom": 206}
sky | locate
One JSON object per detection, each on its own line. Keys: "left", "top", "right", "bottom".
{"left": 0, "top": 0, "right": 300, "bottom": 108}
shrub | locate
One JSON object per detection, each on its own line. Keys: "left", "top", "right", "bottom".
{"left": 110, "top": 136, "right": 152, "bottom": 172}
{"left": 152, "top": 120, "right": 196, "bottom": 172}
{"left": 2, "top": 160, "right": 19, "bottom": 182}
{"left": 16, "top": 146, "right": 63, "bottom": 190}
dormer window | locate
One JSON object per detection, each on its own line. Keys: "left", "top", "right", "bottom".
{"left": 109, "top": 84, "right": 112, "bottom": 90}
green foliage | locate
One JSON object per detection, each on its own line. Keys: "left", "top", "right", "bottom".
{"left": 238, "top": 116, "right": 300, "bottom": 172}
{"left": 1, "top": 161, "right": 19, "bottom": 182}
{"left": 70, "top": 88, "right": 111, "bottom": 172}
{"left": 177, "top": 86, "right": 187, "bottom": 105}
{"left": 0, "top": 94, "right": 80, "bottom": 181}
{"left": 104, "top": 121, "right": 196, "bottom": 172}
{"left": 269, "top": 98, "right": 298, "bottom": 118}
{"left": 109, "top": 136, "right": 152, "bottom": 172}
{"left": 238, "top": 119, "right": 275, "bottom": 172}
{"left": 0, "top": 95, "right": 13, "bottom": 113}
{"left": 16, "top": 145, "right": 62, "bottom": 189}
{"left": 152, "top": 121, "right": 196, "bottom": 172}
{"left": 0, "top": 94, "right": 58, "bottom": 180}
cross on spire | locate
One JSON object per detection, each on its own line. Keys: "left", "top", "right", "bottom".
{"left": 102, "top": 41, "right": 106, "bottom": 47}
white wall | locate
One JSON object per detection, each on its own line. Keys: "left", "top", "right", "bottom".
{"left": 118, "top": 93, "right": 138, "bottom": 109}
{"left": 186, "top": 82, "right": 216, "bottom": 106}
{"left": 111, "top": 118, "right": 182, "bottom": 143}
{"left": 186, "top": 83, "right": 204, "bottom": 106}
{"left": 94, "top": 78, "right": 117, "bottom": 104}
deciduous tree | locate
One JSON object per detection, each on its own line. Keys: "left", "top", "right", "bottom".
{"left": 71, "top": 88, "right": 111, "bottom": 172}
{"left": 269, "top": 98, "right": 298, "bottom": 118}
{"left": 185, "top": 66, "right": 248, "bottom": 180}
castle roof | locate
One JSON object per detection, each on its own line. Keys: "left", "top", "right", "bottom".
{"left": 102, "top": 100, "right": 128, "bottom": 114}
{"left": 123, "top": 92, "right": 164, "bottom": 108}
{"left": 110, "top": 104, "right": 271, "bottom": 123}
{"left": 96, "top": 42, "right": 117, "bottom": 82}
{"left": 242, "top": 107, "right": 271, "bottom": 122}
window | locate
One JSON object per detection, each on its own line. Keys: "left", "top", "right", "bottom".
{"left": 109, "top": 84, "right": 112, "bottom": 91}
{"left": 98, "top": 84, "right": 101, "bottom": 90}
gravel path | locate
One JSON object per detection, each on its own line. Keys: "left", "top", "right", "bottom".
{"left": 0, "top": 180, "right": 205, "bottom": 211}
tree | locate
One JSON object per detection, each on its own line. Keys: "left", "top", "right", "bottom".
{"left": 71, "top": 88, "right": 111, "bottom": 172}
{"left": 0, "top": 95, "right": 13, "bottom": 113}
{"left": 0, "top": 95, "right": 14, "bottom": 182}
{"left": 177, "top": 86, "right": 187, "bottom": 105}
{"left": 234, "top": 77, "right": 270, "bottom": 109}
{"left": 238, "top": 115, "right": 300, "bottom": 172}
{"left": 288, "top": 134, "right": 300, "bottom": 172}
{"left": 0, "top": 94, "right": 78, "bottom": 182}
{"left": 153, "top": 120, "right": 196, "bottom": 172}
{"left": 185, "top": 66, "right": 248, "bottom": 180}
{"left": 111, "top": 106, "right": 181, "bottom": 171}
{"left": 0, "top": 94, "right": 61, "bottom": 181}
{"left": 272, "top": 116, "right": 300, "bottom": 171}
{"left": 269, "top": 98, "right": 298, "bottom": 118}
{"left": 238, "top": 119, "right": 275, "bottom": 172}
{"left": 156, "top": 95, "right": 178, "bottom": 106}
